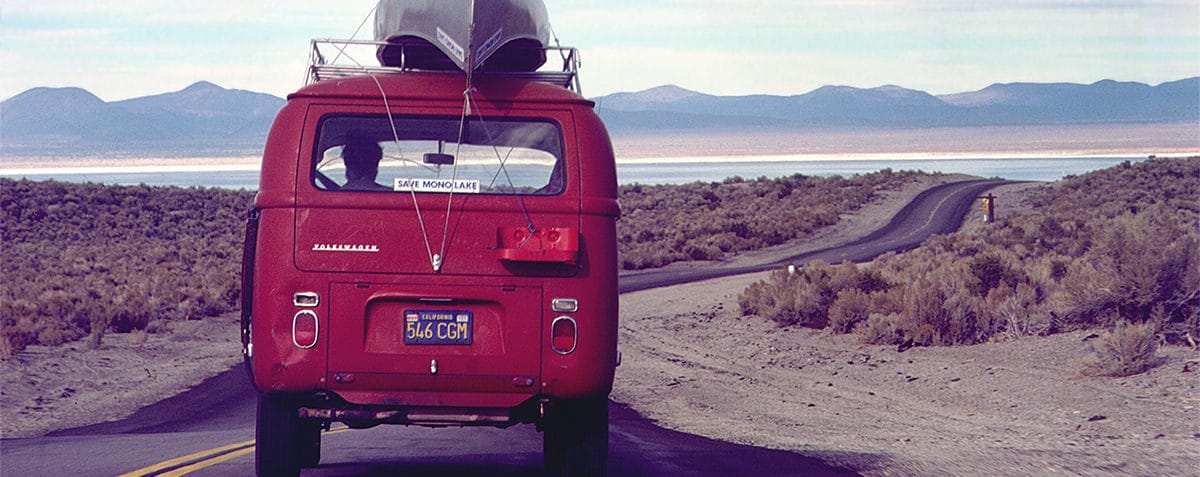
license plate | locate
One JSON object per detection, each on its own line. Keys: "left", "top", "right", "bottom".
{"left": 404, "top": 310, "right": 472, "bottom": 345}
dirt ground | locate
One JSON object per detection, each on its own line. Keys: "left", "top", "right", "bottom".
{"left": 613, "top": 178, "right": 1199, "bottom": 476}
{"left": 0, "top": 318, "right": 242, "bottom": 438}
{"left": 615, "top": 275, "right": 1199, "bottom": 477}
{"left": 3, "top": 176, "right": 1197, "bottom": 477}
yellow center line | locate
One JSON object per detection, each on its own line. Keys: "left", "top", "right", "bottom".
{"left": 119, "top": 427, "right": 354, "bottom": 477}
{"left": 890, "top": 184, "right": 973, "bottom": 245}
{"left": 820, "top": 182, "right": 987, "bottom": 255}
{"left": 116, "top": 439, "right": 256, "bottom": 477}
{"left": 155, "top": 447, "right": 257, "bottom": 477}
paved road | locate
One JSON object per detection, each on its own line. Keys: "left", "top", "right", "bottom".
{"left": 4, "top": 366, "right": 856, "bottom": 477}
{"left": 620, "top": 179, "right": 1006, "bottom": 292}
{"left": 1, "top": 179, "right": 1005, "bottom": 477}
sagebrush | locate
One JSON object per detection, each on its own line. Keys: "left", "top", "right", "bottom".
{"left": 740, "top": 157, "right": 1200, "bottom": 347}
{"left": 1, "top": 179, "right": 254, "bottom": 356}
{"left": 1079, "top": 320, "right": 1160, "bottom": 377}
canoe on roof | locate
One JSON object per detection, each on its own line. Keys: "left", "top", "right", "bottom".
{"left": 374, "top": 0, "right": 552, "bottom": 73}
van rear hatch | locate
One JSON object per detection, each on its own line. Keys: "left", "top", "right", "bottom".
{"left": 292, "top": 101, "right": 581, "bottom": 404}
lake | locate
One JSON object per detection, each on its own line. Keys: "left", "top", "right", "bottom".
{"left": 0, "top": 155, "right": 1162, "bottom": 190}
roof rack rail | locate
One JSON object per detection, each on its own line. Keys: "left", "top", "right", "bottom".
{"left": 306, "top": 38, "right": 582, "bottom": 94}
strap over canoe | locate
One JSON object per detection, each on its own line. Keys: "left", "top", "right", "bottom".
{"left": 374, "top": 0, "right": 552, "bottom": 73}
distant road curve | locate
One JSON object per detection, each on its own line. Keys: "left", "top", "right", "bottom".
{"left": 1, "top": 179, "right": 1008, "bottom": 477}
{"left": 619, "top": 179, "right": 1009, "bottom": 293}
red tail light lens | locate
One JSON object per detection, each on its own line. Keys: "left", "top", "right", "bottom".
{"left": 551, "top": 316, "right": 577, "bottom": 355}
{"left": 292, "top": 310, "right": 319, "bottom": 349}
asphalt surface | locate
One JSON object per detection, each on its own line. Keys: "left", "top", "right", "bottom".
{"left": 1, "top": 179, "right": 1005, "bottom": 476}
{"left": 619, "top": 179, "right": 1006, "bottom": 292}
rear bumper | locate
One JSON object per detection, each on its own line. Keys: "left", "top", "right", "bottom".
{"left": 299, "top": 404, "right": 522, "bottom": 427}
{"left": 294, "top": 392, "right": 546, "bottom": 428}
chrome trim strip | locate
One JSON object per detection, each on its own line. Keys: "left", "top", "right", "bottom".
{"left": 293, "top": 292, "right": 320, "bottom": 307}
{"left": 551, "top": 298, "right": 579, "bottom": 313}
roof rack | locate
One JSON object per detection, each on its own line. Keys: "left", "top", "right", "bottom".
{"left": 306, "top": 38, "right": 582, "bottom": 94}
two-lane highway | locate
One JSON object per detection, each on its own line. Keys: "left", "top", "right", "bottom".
{"left": 1, "top": 179, "right": 1006, "bottom": 476}
{"left": 4, "top": 366, "right": 857, "bottom": 477}
{"left": 618, "top": 179, "right": 1006, "bottom": 292}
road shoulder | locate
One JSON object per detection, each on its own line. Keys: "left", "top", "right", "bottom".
{"left": 615, "top": 272, "right": 1199, "bottom": 477}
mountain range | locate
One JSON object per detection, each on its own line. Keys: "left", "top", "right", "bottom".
{"left": 593, "top": 78, "right": 1199, "bottom": 131}
{"left": 1, "top": 81, "right": 284, "bottom": 157}
{"left": 1, "top": 78, "right": 1195, "bottom": 157}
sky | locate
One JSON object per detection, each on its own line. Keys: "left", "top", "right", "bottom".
{"left": 2, "top": 1, "right": 1198, "bottom": 102}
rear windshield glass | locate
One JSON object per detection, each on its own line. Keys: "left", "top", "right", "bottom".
{"left": 313, "top": 115, "right": 564, "bottom": 195}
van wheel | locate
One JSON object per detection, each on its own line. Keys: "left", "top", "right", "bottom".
{"left": 543, "top": 396, "right": 608, "bottom": 477}
{"left": 297, "top": 421, "right": 322, "bottom": 468}
{"left": 256, "top": 394, "right": 301, "bottom": 477}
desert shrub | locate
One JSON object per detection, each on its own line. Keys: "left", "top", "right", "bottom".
{"left": 739, "top": 267, "right": 819, "bottom": 327}
{"left": 862, "top": 254, "right": 998, "bottom": 346}
{"left": 788, "top": 282, "right": 828, "bottom": 328}
{"left": 0, "top": 316, "right": 36, "bottom": 360}
{"left": 868, "top": 287, "right": 905, "bottom": 317}
{"left": 895, "top": 274, "right": 984, "bottom": 346}
{"left": 1050, "top": 206, "right": 1200, "bottom": 333}
{"left": 742, "top": 158, "right": 1200, "bottom": 348}
{"left": 738, "top": 268, "right": 822, "bottom": 327}
{"left": 0, "top": 179, "right": 253, "bottom": 351}
{"left": 1054, "top": 258, "right": 1120, "bottom": 326}
{"left": 1088, "top": 208, "right": 1199, "bottom": 323}
{"left": 740, "top": 260, "right": 892, "bottom": 329}
{"left": 984, "top": 282, "right": 1048, "bottom": 340}
{"left": 829, "top": 288, "right": 872, "bottom": 333}
{"left": 918, "top": 160, "right": 1194, "bottom": 344}
{"left": 35, "top": 319, "right": 81, "bottom": 347}
{"left": 860, "top": 313, "right": 903, "bottom": 345}
{"left": 737, "top": 270, "right": 784, "bottom": 319}
{"left": 966, "top": 253, "right": 1027, "bottom": 297}
{"left": 1079, "top": 320, "right": 1159, "bottom": 377}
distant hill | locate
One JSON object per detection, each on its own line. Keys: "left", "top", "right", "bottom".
{"left": 594, "top": 77, "right": 1199, "bottom": 131}
{"left": 1, "top": 82, "right": 284, "bottom": 158}
{"left": 2, "top": 77, "right": 1195, "bottom": 157}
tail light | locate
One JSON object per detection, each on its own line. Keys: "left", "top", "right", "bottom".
{"left": 293, "top": 310, "right": 319, "bottom": 349}
{"left": 551, "top": 316, "right": 577, "bottom": 355}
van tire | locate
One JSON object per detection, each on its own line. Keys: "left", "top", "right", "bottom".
{"left": 256, "top": 394, "right": 301, "bottom": 477}
{"left": 297, "top": 421, "right": 322, "bottom": 468}
{"left": 543, "top": 396, "right": 608, "bottom": 477}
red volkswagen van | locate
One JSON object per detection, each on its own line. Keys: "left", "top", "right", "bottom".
{"left": 241, "top": 27, "right": 619, "bottom": 476}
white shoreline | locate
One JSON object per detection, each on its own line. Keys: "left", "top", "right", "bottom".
{"left": 1, "top": 151, "right": 1194, "bottom": 176}
{"left": 614, "top": 151, "right": 1192, "bottom": 164}
{"left": 0, "top": 163, "right": 262, "bottom": 176}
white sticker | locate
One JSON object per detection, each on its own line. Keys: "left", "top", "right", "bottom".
{"left": 436, "top": 27, "right": 466, "bottom": 63}
{"left": 474, "top": 28, "right": 504, "bottom": 68}
{"left": 394, "top": 178, "right": 481, "bottom": 194}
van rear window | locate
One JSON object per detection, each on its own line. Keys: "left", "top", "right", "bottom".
{"left": 313, "top": 115, "right": 564, "bottom": 195}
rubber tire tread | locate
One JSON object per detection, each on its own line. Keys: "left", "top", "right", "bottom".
{"left": 543, "top": 396, "right": 609, "bottom": 477}
{"left": 296, "top": 421, "right": 322, "bottom": 468}
{"left": 256, "top": 394, "right": 301, "bottom": 477}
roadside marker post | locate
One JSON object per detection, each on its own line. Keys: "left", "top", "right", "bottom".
{"left": 979, "top": 193, "right": 996, "bottom": 224}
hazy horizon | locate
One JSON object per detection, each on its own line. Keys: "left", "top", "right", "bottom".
{"left": 4, "top": 2, "right": 1196, "bottom": 102}
{"left": 2, "top": 123, "right": 1196, "bottom": 171}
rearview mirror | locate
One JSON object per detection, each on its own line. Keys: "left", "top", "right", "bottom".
{"left": 424, "top": 152, "right": 455, "bottom": 165}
